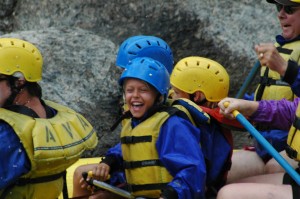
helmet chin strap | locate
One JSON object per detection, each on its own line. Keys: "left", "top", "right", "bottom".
{"left": 3, "top": 77, "right": 24, "bottom": 108}
{"left": 189, "top": 93, "right": 207, "bottom": 106}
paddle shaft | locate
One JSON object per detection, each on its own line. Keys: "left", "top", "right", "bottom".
{"left": 230, "top": 108, "right": 300, "bottom": 185}
{"left": 91, "top": 179, "right": 134, "bottom": 199}
{"left": 235, "top": 60, "right": 261, "bottom": 99}
{"left": 82, "top": 171, "right": 134, "bottom": 199}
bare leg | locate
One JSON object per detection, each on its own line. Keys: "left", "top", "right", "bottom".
{"left": 264, "top": 151, "right": 298, "bottom": 174}
{"left": 227, "top": 150, "right": 265, "bottom": 183}
{"left": 217, "top": 183, "right": 293, "bottom": 199}
{"left": 218, "top": 173, "right": 292, "bottom": 199}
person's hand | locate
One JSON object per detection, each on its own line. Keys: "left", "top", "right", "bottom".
{"left": 78, "top": 163, "right": 110, "bottom": 193}
{"left": 91, "top": 163, "right": 111, "bottom": 182}
{"left": 218, "top": 97, "right": 259, "bottom": 119}
{"left": 79, "top": 174, "right": 94, "bottom": 193}
{"left": 255, "top": 43, "right": 288, "bottom": 76}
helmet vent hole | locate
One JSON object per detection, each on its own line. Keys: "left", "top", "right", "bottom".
{"left": 146, "top": 40, "right": 151, "bottom": 45}
{"left": 157, "top": 41, "right": 161, "bottom": 46}
{"left": 32, "top": 49, "right": 36, "bottom": 53}
{"left": 207, "top": 64, "right": 210, "bottom": 69}
{"left": 128, "top": 51, "right": 137, "bottom": 55}
{"left": 196, "top": 61, "right": 200, "bottom": 66}
{"left": 219, "top": 79, "right": 224, "bottom": 82}
{"left": 0, "top": 44, "right": 2, "bottom": 48}
{"left": 215, "top": 71, "right": 219, "bottom": 75}
{"left": 184, "top": 61, "right": 188, "bottom": 66}
{"left": 10, "top": 41, "right": 14, "bottom": 46}
{"left": 135, "top": 44, "right": 142, "bottom": 49}
{"left": 149, "top": 65, "right": 157, "bottom": 71}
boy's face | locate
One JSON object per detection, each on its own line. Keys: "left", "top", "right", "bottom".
{"left": 124, "top": 78, "right": 158, "bottom": 119}
{"left": 171, "top": 86, "right": 190, "bottom": 100}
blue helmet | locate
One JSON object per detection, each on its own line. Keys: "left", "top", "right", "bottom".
{"left": 116, "top": 35, "right": 174, "bottom": 74}
{"left": 119, "top": 57, "right": 170, "bottom": 101}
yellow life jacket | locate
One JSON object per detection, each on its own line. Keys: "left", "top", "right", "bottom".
{"left": 254, "top": 41, "right": 300, "bottom": 101}
{"left": 0, "top": 100, "right": 98, "bottom": 199}
{"left": 120, "top": 99, "right": 209, "bottom": 198}
{"left": 286, "top": 103, "right": 300, "bottom": 161}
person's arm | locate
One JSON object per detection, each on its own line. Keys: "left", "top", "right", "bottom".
{"left": 249, "top": 98, "right": 298, "bottom": 130}
{"left": 255, "top": 43, "right": 300, "bottom": 96}
{"left": 218, "top": 97, "right": 259, "bottom": 120}
{"left": 156, "top": 116, "right": 206, "bottom": 199}
{"left": 218, "top": 97, "right": 299, "bottom": 130}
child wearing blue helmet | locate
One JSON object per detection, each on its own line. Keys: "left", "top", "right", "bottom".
{"left": 75, "top": 57, "right": 208, "bottom": 199}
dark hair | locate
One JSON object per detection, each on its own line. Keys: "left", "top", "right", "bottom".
{"left": 3, "top": 76, "right": 43, "bottom": 108}
{"left": 24, "top": 82, "right": 42, "bottom": 99}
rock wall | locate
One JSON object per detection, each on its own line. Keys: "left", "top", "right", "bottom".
{"left": 0, "top": 0, "right": 282, "bottom": 155}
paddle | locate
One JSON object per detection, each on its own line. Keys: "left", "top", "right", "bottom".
{"left": 82, "top": 171, "right": 134, "bottom": 199}
{"left": 224, "top": 102, "right": 300, "bottom": 185}
{"left": 235, "top": 60, "right": 261, "bottom": 99}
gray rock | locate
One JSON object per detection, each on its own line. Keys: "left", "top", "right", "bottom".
{"left": 0, "top": 0, "right": 284, "bottom": 153}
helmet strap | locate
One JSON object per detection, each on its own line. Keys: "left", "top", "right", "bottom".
{"left": 189, "top": 93, "right": 207, "bottom": 106}
{"left": 3, "top": 77, "right": 25, "bottom": 108}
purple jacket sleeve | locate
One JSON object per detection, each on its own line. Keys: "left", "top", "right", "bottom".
{"left": 250, "top": 98, "right": 299, "bottom": 130}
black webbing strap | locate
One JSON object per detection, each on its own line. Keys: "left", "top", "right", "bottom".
{"left": 293, "top": 117, "right": 300, "bottom": 130}
{"left": 285, "top": 118, "right": 300, "bottom": 159}
{"left": 123, "top": 159, "right": 163, "bottom": 169}
{"left": 125, "top": 182, "right": 168, "bottom": 192}
{"left": 120, "top": 135, "right": 152, "bottom": 144}
{"left": 259, "top": 77, "right": 289, "bottom": 86}
{"left": 277, "top": 47, "right": 293, "bottom": 55}
{"left": 0, "top": 171, "right": 65, "bottom": 199}
{"left": 255, "top": 68, "right": 269, "bottom": 101}
{"left": 286, "top": 145, "right": 298, "bottom": 160}
{"left": 15, "top": 171, "right": 65, "bottom": 185}
{"left": 62, "top": 171, "right": 69, "bottom": 199}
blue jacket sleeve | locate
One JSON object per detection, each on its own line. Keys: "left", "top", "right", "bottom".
{"left": 103, "top": 142, "right": 123, "bottom": 168}
{"left": 1, "top": 123, "right": 30, "bottom": 189}
{"left": 156, "top": 115, "right": 206, "bottom": 199}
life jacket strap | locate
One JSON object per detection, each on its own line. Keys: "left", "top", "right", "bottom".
{"left": 121, "top": 135, "right": 152, "bottom": 144}
{"left": 259, "top": 76, "right": 290, "bottom": 87}
{"left": 293, "top": 117, "right": 300, "bottom": 130}
{"left": 0, "top": 171, "right": 66, "bottom": 199}
{"left": 123, "top": 159, "right": 163, "bottom": 169}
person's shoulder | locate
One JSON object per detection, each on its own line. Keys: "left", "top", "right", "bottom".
{"left": 0, "top": 120, "right": 15, "bottom": 132}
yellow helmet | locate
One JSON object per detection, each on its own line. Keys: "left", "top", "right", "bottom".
{"left": 0, "top": 38, "right": 43, "bottom": 82}
{"left": 170, "top": 56, "right": 229, "bottom": 102}
{"left": 291, "top": 0, "right": 300, "bottom": 2}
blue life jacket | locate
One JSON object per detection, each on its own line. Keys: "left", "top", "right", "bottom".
{"left": 171, "top": 99, "right": 232, "bottom": 192}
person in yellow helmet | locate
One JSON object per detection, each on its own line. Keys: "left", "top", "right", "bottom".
{"left": 170, "top": 56, "right": 244, "bottom": 198}
{"left": 0, "top": 38, "right": 98, "bottom": 199}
